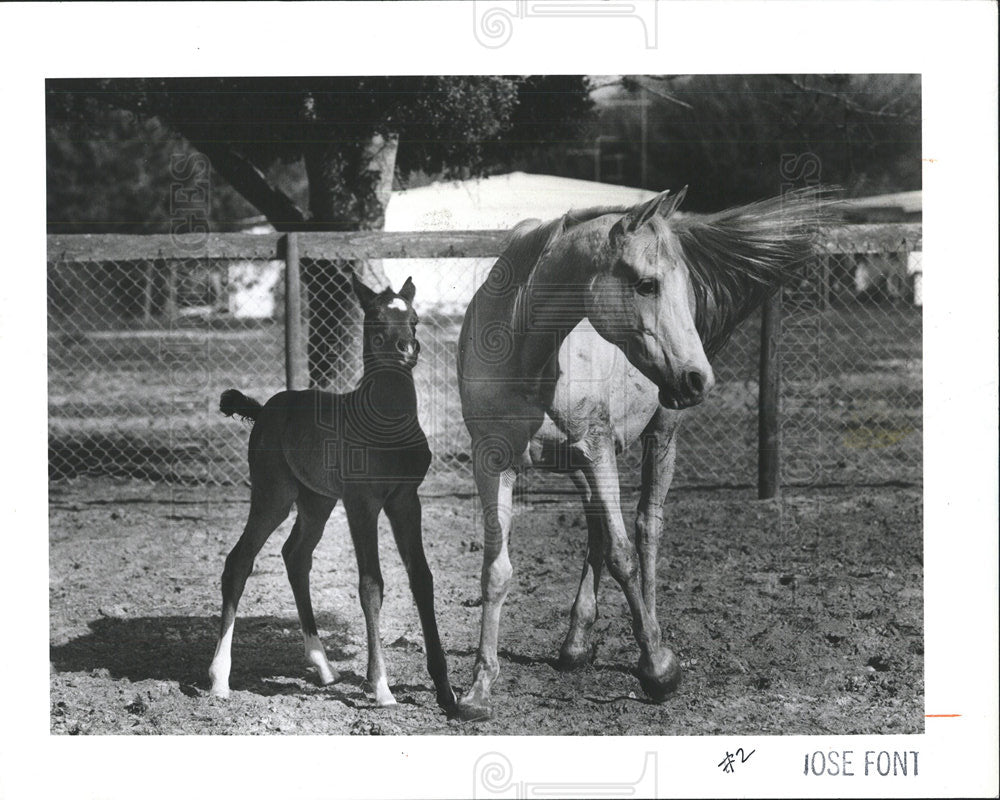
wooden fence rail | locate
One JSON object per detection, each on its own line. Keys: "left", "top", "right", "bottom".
{"left": 47, "top": 223, "right": 921, "bottom": 264}
{"left": 47, "top": 224, "right": 923, "bottom": 497}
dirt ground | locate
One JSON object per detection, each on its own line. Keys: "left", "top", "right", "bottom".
{"left": 50, "top": 476, "right": 923, "bottom": 736}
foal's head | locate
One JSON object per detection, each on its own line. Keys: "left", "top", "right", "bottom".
{"left": 352, "top": 274, "right": 421, "bottom": 370}
{"left": 587, "top": 188, "right": 715, "bottom": 409}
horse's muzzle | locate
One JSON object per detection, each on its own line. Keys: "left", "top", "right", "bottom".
{"left": 658, "top": 387, "right": 690, "bottom": 409}
{"left": 658, "top": 368, "right": 714, "bottom": 409}
{"left": 398, "top": 338, "right": 420, "bottom": 367}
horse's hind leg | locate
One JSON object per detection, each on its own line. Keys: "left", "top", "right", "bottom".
{"left": 455, "top": 464, "right": 517, "bottom": 722}
{"left": 282, "top": 488, "right": 339, "bottom": 686}
{"left": 343, "top": 493, "right": 396, "bottom": 707}
{"left": 582, "top": 432, "right": 680, "bottom": 702}
{"left": 558, "top": 470, "right": 605, "bottom": 670}
{"left": 209, "top": 481, "right": 296, "bottom": 698}
{"left": 384, "top": 485, "right": 457, "bottom": 712}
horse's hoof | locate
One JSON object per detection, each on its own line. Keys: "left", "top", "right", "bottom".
{"left": 209, "top": 686, "right": 230, "bottom": 700}
{"left": 557, "top": 644, "right": 595, "bottom": 672}
{"left": 637, "top": 649, "right": 682, "bottom": 702}
{"left": 437, "top": 687, "right": 459, "bottom": 713}
{"left": 315, "top": 670, "right": 339, "bottom": 687}
{"left": 373, "top": 688, "right": 398, "bottom": 708}
{"left": 361, "top": 678, "right": 398, "bottom": 708}
{"left": 453, "top": 700, "right": 492, "bottom": 723}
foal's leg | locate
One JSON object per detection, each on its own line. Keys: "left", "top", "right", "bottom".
{"left": 209, "top": 481, "right": 296, "bottom": 698}
{"left": 342, "top": 493, "right": 396, "bottom": 707}
{"left": 634, "top": 407, "right": 680, "bottom": 629}
{"left": 384, "top": 485, "right": 457, "bottom": 712}
{"left": 455, "top": 465, "right": 517, "bottom": 722}
{"left": 557, "top": 470, "right": 606, "bottom": 670}
{"left": 582, "top": 432, "right": 681, "bottom": 702}
{"left": 282, "top": 488, "right": 339, "bottom": 686}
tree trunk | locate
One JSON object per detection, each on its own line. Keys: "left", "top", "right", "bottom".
{"left": 303, "top": 133, "right": 398, "bottom": 391}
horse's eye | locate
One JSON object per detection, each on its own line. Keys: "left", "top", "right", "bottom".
{"left": 635, "top": 277, "right": 659, "bottom": 297}
{"left": 372, "top": 333, "right": 385, "bottom": 348}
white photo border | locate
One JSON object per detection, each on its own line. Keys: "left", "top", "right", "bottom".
{"left": 2, "top": 2, "right": 997, "bottom": 798}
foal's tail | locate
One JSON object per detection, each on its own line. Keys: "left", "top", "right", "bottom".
{"left": 219, "top": 389, "right": 263, "bottom": 424}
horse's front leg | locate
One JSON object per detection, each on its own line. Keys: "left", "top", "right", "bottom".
{"left": 582, "top": 433, "right": 681, "bottom": 702}
{"left": 384, "top": 485, "right": 457, "bottom": 713}
{"left": 343, "top": 494, "right": 396, "bottom": 707}
{"left": 558, "top": 470, "right": 605, "bottom": 670}
{"left": 455, "top": 462, "right": 517, "bottom": 722}
{"left": 634, "top": 407, "right": 680, "bottom": 630}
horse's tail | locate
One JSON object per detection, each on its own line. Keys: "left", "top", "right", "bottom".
{"left": 219, "top": 389, "right": 262, "bottom": 424}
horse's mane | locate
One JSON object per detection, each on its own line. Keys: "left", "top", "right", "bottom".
{"left": 495, "top": 205, "right": 628, "bottom": 308}
{"left": 494, "top": 217, "right": 563, "bottom": 288}
{"left": 666, "top": 187, "right": 839, "bottom": 357}
{"left": 565, "top": 204, "right": 634, "bottom": 225}
{"left": 493, "top": 190, "right": 836, "bottom": 360}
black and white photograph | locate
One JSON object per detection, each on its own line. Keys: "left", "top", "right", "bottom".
{"left": 2, "top": 2, "right": 997, "bottom": 799}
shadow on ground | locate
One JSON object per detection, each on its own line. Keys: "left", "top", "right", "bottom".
{"left": 50, "top": 612, "right": 356, "bottom": 696}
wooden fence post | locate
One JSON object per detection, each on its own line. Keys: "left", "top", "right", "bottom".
{"left": 141, "top": 260, "right": 154, "bottom": 324}
{"left": 284, "top": 233, "right": 308, "bottom": 390}
{"left": 164, "top": 260, "right": 178, "bottom": 324}
{"left": 758, "top": 288, "right": 782, "bottom": 499}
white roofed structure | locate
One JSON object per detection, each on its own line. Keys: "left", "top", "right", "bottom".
{"left": 382, "top": 172, "right": 656, "bottom": 312}
{"left": 385, "top": 171, "right": 656, "bottom": 231}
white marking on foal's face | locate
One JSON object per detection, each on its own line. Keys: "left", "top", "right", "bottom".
{"left": 387, "top": 298, "right": 409, "bottom": 311}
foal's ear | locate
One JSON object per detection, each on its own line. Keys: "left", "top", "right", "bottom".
{"left": 398, "top": 276, "right": 416, "bottom": 304}
{"left": 351, "top": 272, "right": 379, "bottom": 311}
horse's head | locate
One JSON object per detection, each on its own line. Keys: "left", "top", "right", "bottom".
{"left": 352, "top": 274, "right": 421, "bottom": 370}
{"left": 586, "top": 188, "right": 715, "bottom": 409}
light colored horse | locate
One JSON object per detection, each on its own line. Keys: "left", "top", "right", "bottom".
{"left": 456, "top": 186, "right": 830, "bottom": 720}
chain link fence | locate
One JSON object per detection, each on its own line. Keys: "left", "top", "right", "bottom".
{"left": 670, "top": 244, "right": 922, "bottom": 490}
{"left": 48, "top": 253, "right": 286, "bottom": 484}
{"left": 48, "top": 228, "right": 921, "bottom": 492}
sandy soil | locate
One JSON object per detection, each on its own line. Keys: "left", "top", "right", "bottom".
{"left": 50, "top": 477, "right": 922, "bottom": 735}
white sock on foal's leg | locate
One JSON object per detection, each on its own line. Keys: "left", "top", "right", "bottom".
{"left": 372, "top": 675, "right": 397, "bottom": 707}
{"left": 208, "top": 620, "right": 235, "bottom": 698}
{"left": 303, "top": 633, "right": 339, "bottom": 685}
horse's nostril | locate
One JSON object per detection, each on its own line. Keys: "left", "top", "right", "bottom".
{"left": 686, "top": 370, "right": 707, "bottom": 396}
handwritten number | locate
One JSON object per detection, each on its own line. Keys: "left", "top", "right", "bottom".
{"left": 719, "top": 747, "right": 755, "bottom": 773}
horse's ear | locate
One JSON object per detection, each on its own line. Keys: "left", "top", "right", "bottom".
{"left": 398, "top": 276, "right": 416, "bottom": 304}
{"left": 657, "top": 185, "right": 688, "bottom": 219}
{"left": 609, "top": 216, "right": 626, "bottom": 247}
{"left": 620, "top": 190, "right": 673, "bottom": 234}
{"left": 351, "top": 272, "right": 379, "bottom": 311}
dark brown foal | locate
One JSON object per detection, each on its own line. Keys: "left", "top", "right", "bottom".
{"left": 208, "top": 274, "right": 456, "bottom": 713}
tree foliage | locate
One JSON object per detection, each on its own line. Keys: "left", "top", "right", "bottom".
{"left": 47, "top": 73, "right": 921, "bottom": 233}
{"left": 46, "top": 107, "right": 259, "bottom": 234}
{"left": 591, "top": 74, "right": 921, "bottom": 210}
{"left": 46, "top": 77, "right": 595, "bottom": 231}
